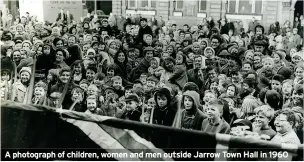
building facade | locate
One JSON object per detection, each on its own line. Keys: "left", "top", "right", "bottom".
{"left": 112, "top": 0, "right": 302, "bottom": 32}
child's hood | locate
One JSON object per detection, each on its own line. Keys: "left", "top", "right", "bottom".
{"left": 182, "top": 90, "right": 200, "bottom": 110}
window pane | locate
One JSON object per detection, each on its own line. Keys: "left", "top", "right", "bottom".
{"left": 151, "top": 0, "right": 156, "bottom": 8}
{"left": 255, "top": 0, "right": 262, "bottom": 14}
{"left": 129, "top": 0, "right": 136, "bottom": 7}
{"left": 140, "top": 0, "right": 149, "bottom": 8}
{"left": 200, "top": 0, "right": 207, "bottom": 11}
{"left": 239, "top": 0, "right": 252, "bottom": 14}
{"left": 229, "top": 0, "right": 236, "bottom": 13}
{"left": 176, "top": 0, "right": 183, "bottom": 9}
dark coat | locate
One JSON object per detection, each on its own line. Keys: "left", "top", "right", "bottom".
{"left": 128, "top": 58, "right": 150, "bottom": 82}
{"left": 120, "top": 109, "right": 141, "bottom": 122}
{"left": 137, "top": 26, "right": 152, "bottom": 43}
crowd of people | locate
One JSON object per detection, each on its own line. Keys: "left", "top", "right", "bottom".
{"left": 1, "top": 10, "right": 303, "bottom": 146}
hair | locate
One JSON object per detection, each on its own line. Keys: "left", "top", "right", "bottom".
{"left": 254, "top": 105, "right": 275, "bottom": 121}
{"left": 262, "top": 56, "right": 274, "bottom": 66}
{"left": 114, "top": 51, "right": 128, "bottom": 65}
{"left": 183, "top": 82, "right": 200, "bottom": 93}
{"left": 275, "top": 109, "right": 296, "bottom": 128}
{"left": 226, "top": 84, "right": 238, "bottom": 96}
{"left": 59, "top": 67, "right": 71, "bottom": 76}
{"left": 265, "top": 90, "right": 283, "bottom": 110}
{"left": 209, "top": 99, "right": 224, "bottom": 115}
{"left": 271, "top": 74, "right": 284, "bottom": 83}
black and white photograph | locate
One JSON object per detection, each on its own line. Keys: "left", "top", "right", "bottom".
{"left": 1, "top": 0, "right": 303, "bottom": 161}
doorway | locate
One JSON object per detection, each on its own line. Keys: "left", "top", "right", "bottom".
{"left": 294, "top": 0, "right": 303, "bottom": 21}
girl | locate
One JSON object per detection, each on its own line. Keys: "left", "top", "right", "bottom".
{"left": 160, "top": 57, "right": 175, "bottom": 86}
{"left": 85, "top": 95, "right": 105, "bottom": 115}
{"left": 173, "top": 90, "right": 206, "bottom": 130}
{"left": 114, "top": 51, "right": 131, "bottom": 80}
{"left": 169, "top": 53, "right": 188, "bottom": 89}
{"left": 281, "top": 79, "right": 293, "bottom": 107}
{"left": 70, "top": 86, "right": 86, "bottom": 112}
{"left": 71, "top": 60, "right": 86, "bottom": 84}
{"left": 293, "top": 64, "right": 304, "bottom": 86}
{"left": 148, "top": 57, "right": 161, "bottom": 77}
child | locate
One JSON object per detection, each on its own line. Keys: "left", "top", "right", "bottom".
{"left": 70, "top": 86, "right": 86, "bottom": 112}
{"left": 86, "top": 64, "right": 97, "bottom": 83}
{"left": 32, "top": 81, "right": 47, "bottom": 105}
{"left": 141, "top": 97, "right": 155, "bottom": 123}
{"left": 291, "top": 52, "right": 304, "bottom": 65}
{"left": 111, "top": 76, "right": 124, "bottom": 97}
{"left": 202, "top": 90, "right": 216, "bottom": 113}
{"left": 151, "top": 87, "right": 176, "bottom": 126}
{"left": 253, "top": 105, "right": 276, "bottom": 140}
{"left": 148, "top": 57, "right": 161, "bottom": 77}
{"left": 87, "top": 84, "right": 98, "bottom": 96}
{"left": 281, "top": 79, "right": 293, "bottom": 107}
{"left": 72, "top": 60, "right": 85, "bottom": 84}
{"left": 79, "top": 79, "right": 89, "bottom": 93}
{"left": 242, "top": 61, "right": 253, "bottom": 74}
{"left": 173, "top": 90, "right": 206, "bottom": 130}
{"left": 204, "top": 47, "right": 216, "bottom": 68}
{"left": 120, "top": 94, "right": 141, "bottom": 121}
{"left": 293, "top": 63, "right": 304, "bottom": 86}
{"left": 83, "top": 48, "right": 97, "bottom": 69}
{"left": 85, "top": 95, "right": 104, "bottom": 115}
{"left": 201, "top": 99, "right": 230, "bottom": 134}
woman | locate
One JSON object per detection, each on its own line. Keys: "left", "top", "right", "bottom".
{"left": 69, "top": 26, "right": 78, "bottom": 35}
{"left": 169, "top": 53, "right": 188, "bottom": 90}
{"left": 51, "top": 48, "right": 69, "bottom": 69}
{"left": 114, "top": 51, "right": 132, "bottom": 80}
{"left": 160, "top": 57, "right": 175, "bottom": 86}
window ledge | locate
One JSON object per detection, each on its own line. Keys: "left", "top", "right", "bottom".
{"left": 126, "top": 9, "right": 156, "bottom": 16}
{"left": 225, "top": 13, "right": 263, "bottom": 20}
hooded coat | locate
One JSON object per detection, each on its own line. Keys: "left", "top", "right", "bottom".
{"left": 173, "top": 91, "right": 207, "bottom": 130}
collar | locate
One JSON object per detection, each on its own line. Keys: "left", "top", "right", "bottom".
{"left": 208, "top": 117, "right": 222, "bottom": 126}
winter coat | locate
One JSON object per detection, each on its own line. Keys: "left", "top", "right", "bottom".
{"left": 13, "top": 81, "right": 28, "bottom": 103}
{"left": 120, "top": 109, "right": 141, "bottom": 122}
{"left": 169, "top": 64, "right": 188, "bottom": 89}
{"left": 173, "top": 91, "right": 207, "bottom": 130}
{"left": 187, "top": 69, "right": 204, "bottom": 89}
{"left": 128, "top": 58, "right": 150, "bottom": 82}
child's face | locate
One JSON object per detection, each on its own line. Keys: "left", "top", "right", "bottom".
{"left": 150, "top": 60, "right": 158, "bottom": 69}
{"left": 93, "top": 79, "right": 104, "bottom": 87}
{"left": 227, "top": 86, "right": 236, "bottom": 97}
{"left": 113, "top": 80, "right": 122, "bottom": 89}
{"left": 282, "top": 82, "right": 292, "bottom": 95}
{"left": 295, "top": 67, "right": 304, "bottom": 78}
{"left": 72, "top": 90, "right": 83, "bottom": 102}
{"left": 218, "top": 74, "right": 226, "bottom": 82}
{"left": 255, "top": 112, "right": 269, "bottom": 128}
{"left": 292, "top": 56, "right": 302, "bottom": 64}
{"left": 140, "top": 74, "right": 147, "bottom": 85}
{"left": 205, "top": 49, "right": 213, "bottom": 58}
{"left": 242, "top": 63, "right": 252, "bottom": 72}
{"left": 80, "top": 83, "right": 88, "bottom": 92}
{"left": 156, "top": 95, "right": 168, "bottom": 108}
{"left": 128, "top": 51, "right": 135, "bottom": 59}
{"left": 273, "top": 53, "right": 281, "bottom": 63}
{"left": 206, "top": 104, "right": 221, "bottom": 119}
{"left": 271, "top": 80, "right": 282, "bottom": 92}
{"left": 1, "top": 71, "right": 10, "bottom": 81}
{"left": 183, "top": 96, "right": 194, "bottom": 110}
{"left": 176, "top": 54, "right": 183, "bottom": 65}
{"left": 87, "top": 87, "right": 97, "bottom": 96}
{"left": 34, "top": 87, "right": 45, "bottom": 98}
{"left": 245, "top": 52, "right": 254, "bottom": 63}
{"left": 86, "top": 70, "right": 96, "bottom": 81}
{"left": 107, "top": 69, "right": 115, "bottom": 78}
{"left": 74, "top": 64, "right": 82, "bottom": 73}
{"left": 146, "top": 81, "right": 156, "bottom": 89}
{"left": 290, "top": 48, "right": 297, "bottom": 56}
{"left": 162, "top": 52, "right": 169, "bottom": 60}
{"left": 263, "top": 60, "right": 273, "bottom": 69}
{"left": 210, "top": 82, "right": 218, "bottom": 91}
{"left": 87, "top": 51, "right": 95, "bottom": 59}
{"left": 134, "top": 49, "right": 140, "bottom": 58}
{"left": 87, "top": 99, "right": 97, "bottom": 111}
{"left": 147, "top": 98, "right": 155, "bottom": 109}
{"left": 203, "top": 92, "right": 215, "bottom": 104}
{"left": 125, "top": 90, "right": 132, "bottom": 98}
{"left": 126, "top": 100, "right": 138, "bottom": 111}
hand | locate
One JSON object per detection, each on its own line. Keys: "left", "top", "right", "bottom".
{"left": 252, "top": 121, "right": 262, "bottom": 132}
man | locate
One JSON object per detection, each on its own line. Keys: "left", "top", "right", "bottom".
{"left": 290, "top": 28, "right": 302, "bottom": 46}
{"left": 248, "top": 17, "right": 259, "bottom": 32}
{"left": 14, "top": 67, "right": 31, "bottom": 103}
{"left": 56, "top": 9, "right": 66, "bottom": 22}
{"left": 66, "top": 10, "right": 74, "bottom": 25}
{"left": 158, "top": 16, "right": 165, "bottom": 28}
{"left": 137, "top": 18, "right": 152, "bottom": 44}
{"left": 187, "top": 56, "right": 205, "bottom": 90}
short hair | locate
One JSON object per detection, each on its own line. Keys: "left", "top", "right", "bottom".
{"left": 111, "top": 76, "right": 122, "bottom": 82}
{"left": 59, "top": 67, "right": 71, "bottom": 76}
{"left": 275, "top": 109, "right": 296, "bottom": 127}
{"left": 254, "top": 105, "right": 275, "bottom": 121}
{"left": 209, "top": 99, "right": 224, "bottom": 115}
{"left": 262, "top": 56, "right": 274, "bottom": 65}
{"left": 88, "top": 84, "right": 98, "bottom": 91}
{"left": 55, "top": 48, "right": 67, "bottom": 58}
{"left": 271, "top": 74, "right": 284, "bottom": 83}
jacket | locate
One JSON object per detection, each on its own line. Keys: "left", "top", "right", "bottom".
{"left": 173, "top": 91, "right": 207, "bottom": 130}
{"left": 120, "top": 109, "right": 141, "bottom": 122}
{"left": 187, "top": 68, "right": 204, "bottom": 88}
{"left": 13, "top": 81, "right": 28, "bottom": 103}
{"left": 169, "top": 64, "right": 188, "bottom": 89}
{"left": 128, "top": 58, "right": 150, "bottom": 82}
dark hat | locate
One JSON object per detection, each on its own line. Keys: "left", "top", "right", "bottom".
{"left": 254, "top": 40, "right": 267, "bottom": 46}
{"left": 144, "top": 46, "right": 154, "bottom": 52}
{"left": 271, "top": 74, "right": 285, "bottom": 83}
{"left": 232, "top": 119, "right": 253, "bottom": 131}
{"left": 140, "top": 18, "right": 147, "bottom": 22}
{"left": 147, "top": 76, "right": 159, "bottom": 83}
{"left": 218, "top": 50, "right": 230, "bottom": 57}
{"left": 125, "top": 94, "right": 140, "bottom": 103}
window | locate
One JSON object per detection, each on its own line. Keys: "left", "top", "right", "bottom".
{"left": 199, "top": 0, "right": 208, "bottom": 11}
{"left": 228, "top": 0, "right": 263, "bottom": 14}
{"left": 127, "top": 0, "right": 156, "bottom": 9}
{"left": 175, "top": 0, "right": 183, "bottom": 10}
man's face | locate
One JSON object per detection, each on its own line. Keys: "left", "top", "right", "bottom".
{"left": 126, "top": 100, "right": 138, "bottom": 111}
{"left": 141, "top": 21, "right": 147, "bottom": 27}
{"left": 20, "top": 72, "right": 30, "bottom": 83}
{"left": 59, "top": 71, "right": 70, "bottom": 83}
{"left": 156, "top": 95, "right": 168, "bottom": 108}
{"left": 271, "top": 80, "right": 282, "bottom": 92}
{"left": 211, "top": 39, "right": 220, "bottom": 49}
{"left": 274, "top": 114, "right": 292, "bottom": 134}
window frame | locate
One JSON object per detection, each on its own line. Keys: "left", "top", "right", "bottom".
{"left": 198, "top": 0, "right": 209, "bottom": 12}
{"left": 227, "top": 0, "right": 263, "bottom": 14}
{"left": 127, "top": 0, "right": 156, "bottom": 9}
{"left": 175, "top": 0, "right": 184, "bottom": 11}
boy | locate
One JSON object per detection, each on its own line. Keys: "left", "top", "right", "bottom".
{"left": 32, "top": 81, "right": 47, "bottom": 105}
{"left": 253, "top": 105, "right": 276, "bottom": 140}
{"left": 85, "top": 96, "right": 104, "bottom": 115}
{"left": 70, "top": 86, "right": 86, "bottom": 112}
{"left": 86, "top": 64, "right": 97, "bottom": 83}
{"left": 111, "top": 76, "right": 124, "bottom": 97}
{"left": 201, "top": 99, "right": 230, "bottom": 134}
{"left": 79, "top": 79, "right": 89, "bottom": 93}
{"left": 270, "top": 74, "right": 284, "bottom": 93}
{"left": 120, "top": 94, "right": 141, "bottom": 121}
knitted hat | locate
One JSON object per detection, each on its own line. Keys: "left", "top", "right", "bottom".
{"left": 218, "top": 50, "right": 230, "bottom": 57}
{"left": 19, "top": 67, "right": 31, "bottom": 76}
{"left": 147, "top": 76, "right": 159, "bottom": 83}
{"left": 21, "top": 40, "right": 33, "bottom": 48}
{"left": 125, "top": 94, "right": 140, "bottom": 103}
{"left": 227, "top": 44, "right": 239, "bottom": 54}
{"left": 201, "top": 38, "right": 209, "bottom": 47}
{"left": 87, "top": 48, "right": 96, "bottom": 55}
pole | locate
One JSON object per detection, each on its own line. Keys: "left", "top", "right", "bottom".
{"left": 94, "top": 0, "right": 97, "bottom": 14}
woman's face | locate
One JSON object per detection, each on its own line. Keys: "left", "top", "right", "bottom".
{"left": 117, "top": 53, "right": 125, "bottom": 63}
{"left": 56, "top": 51, "right": 64, "bottom": 62}
{"left": 13, "top": 51, "right": 21, "bottom": 62}
{"left": 74, "top": 64, "right": 82, "bottom": 73}
{"left": 56, "top": 40, "right": 64, "bottom": 48}
{"left": 295, "top": 67, "right": 304, "bottom": 78}
{"left": 22, "top": 43, "right": 30, "bottom": 51}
